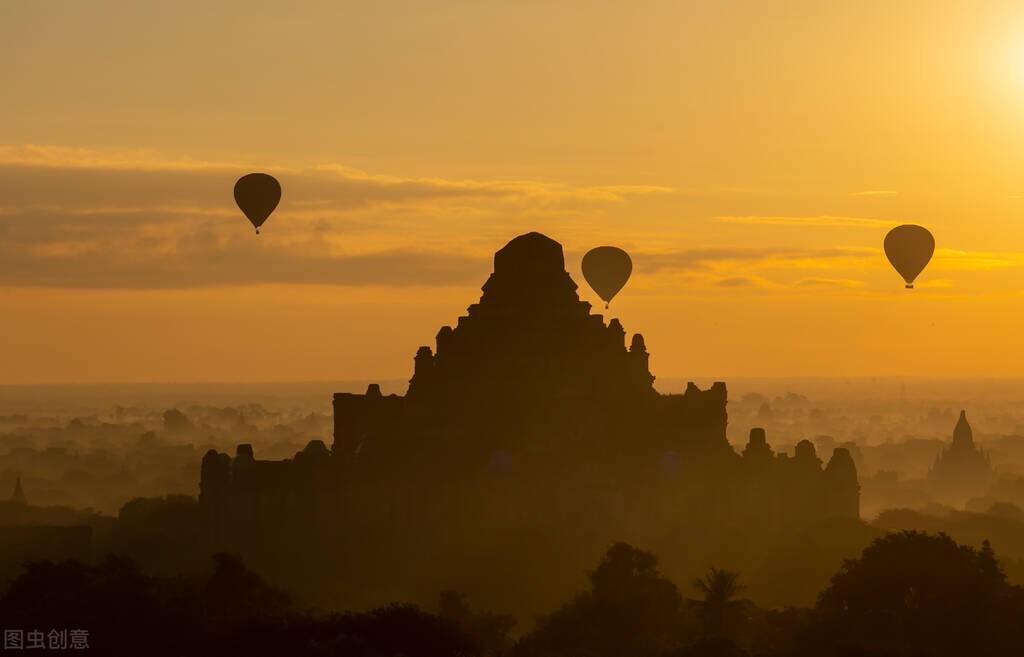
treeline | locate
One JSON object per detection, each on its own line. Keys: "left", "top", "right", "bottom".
{"left": 514, "top": 533, "right": 1024, "bottom": 657}
{"left": 0, "top": 553, "right": 473, "bottom": 657}
{"left": 2, "top": 531, "right": 1023, "bottom": 656}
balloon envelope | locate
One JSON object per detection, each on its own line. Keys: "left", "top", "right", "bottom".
{"left": 234, "top": 173, "right": 281, "bottom": 234}
{"left": 884, "top": 224, "right": 934, "bottom": 288}
{"left": 582, "top": 246, "right": 632, "bottom": 307}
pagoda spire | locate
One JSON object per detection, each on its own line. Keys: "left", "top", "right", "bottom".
{"left": 952, "top": 410, "right": 974, "bottom": 449}
{"left": 11, "top": 476, "right": 26, "bottom": 505}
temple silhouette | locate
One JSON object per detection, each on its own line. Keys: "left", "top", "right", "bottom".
{"left": 929, "top": 410, "right": 993, "bottom": 504}
{"left": 198, "top": 232, "right": 859, "bottom": 611}
{"left": 10, "top": 477, "right": 25, "bottom": 506}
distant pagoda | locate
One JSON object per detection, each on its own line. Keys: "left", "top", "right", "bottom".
{"left": 928, "top": 410, "right": 993, "bottom": 505}
{"left": 10, "top": 476, "right": 26, "bottom": 505}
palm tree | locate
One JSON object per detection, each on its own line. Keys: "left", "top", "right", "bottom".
{"left": 692, "top": 567, "right": 745, "bottom": 640}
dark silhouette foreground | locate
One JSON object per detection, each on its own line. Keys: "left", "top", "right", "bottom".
{"left": 0, "top": 554, "right": 476, "bottom": 657}
{"left": 514, "top": 532, "right": 1024, "bottom": 657}
{"left": 4, "top": 531, "right": 1024, "bottom": 656}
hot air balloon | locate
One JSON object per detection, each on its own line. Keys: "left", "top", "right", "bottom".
{"left": 582, "top": 246, "right": 632, "bottom": 308}
{"left": 234, "top": 173, "right": 281, "bottom": 234}
{"left": 884, "top": 224, "right": 934, "bottom": 288}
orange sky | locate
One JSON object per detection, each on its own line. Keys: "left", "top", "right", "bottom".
{"left": 5, "top": 1, "right": 1024, "bottom": 383}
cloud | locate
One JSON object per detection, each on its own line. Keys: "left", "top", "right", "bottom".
{"left": 0, "top": 222, "right": 490, "bottom": 289}
{"left": 0, "top": 144, "right": 679, "bottom": 289}
{"left": 706, "top": 275, "right": 864, "bottom": 290}
{"left": 633, "top": 246, "right": 877, "bottom": 272}
{"left": 0, "top": 145, "right": 673, "bottom": 210}
{"left": 794, "top": 277, "right": 865, "bottom": 288}
{"left": 0, "top": 145, "right": 246, "bottom": 171}
{"left": 933, "top": 248, "right": 1024, "bottom": 270}
{"left": 717, "top": 215, "right": 898, "bottom": 228}
{"left": 0, "top": 194, "right": 490, "bottom": 289}
{"left": 714, "top": 276, "right": 762, "bottom": 288}
{"left": 712, "top": 275, "right": 864, "bottom": 290}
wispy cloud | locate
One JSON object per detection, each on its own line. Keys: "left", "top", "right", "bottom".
{"left": 707, "top": 275, "right": 865, "bottom": 290}
{"left": 10, "top": 145, "right": 1018, "bottom": 293}
{"left": 934, "top": 248, "right": 1024, "bottom": 270}
{"left": 0, "top": 145, "right": 674, "bottom": 209}
{"left": 634, "top": 246, "right": 877, "bottom": 272}
{"left": 0, "top": 144, "right": 251, "bottom": 172}
{"left": 0, "top": 219, "right": 490, "bottom": 289}
{"left": 0, "top": 144, "right": 677, "bottom": 289}
{"left": 794, "top": 277, "right": 865, "bottom": 288}
{"left": 714, "top": 276, "right": 762, "bottom": 287}
{"left": 717, "top": 215, "right": 898, "bottom": 228}
{"left": 850, "top": 190, "right": 898, "bottom": 197}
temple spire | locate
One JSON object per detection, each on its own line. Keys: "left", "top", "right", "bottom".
{"left": 11, "top": 476, "right": 26, "bottom": 505}
{"left": 953, "top": 410, "right": 974, "bottom": 449}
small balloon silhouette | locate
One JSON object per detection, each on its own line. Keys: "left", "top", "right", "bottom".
{"left": 884, "top": 224, "right": 934, "bottom": 289}
{"left": 582, "top": 246, "right": 632, "bottom": 308}
{"left": 234, "top": 173, "right": 281, "bottom": 234}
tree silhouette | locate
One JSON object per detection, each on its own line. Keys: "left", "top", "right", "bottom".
{"left": 438, "top": 590, "right": 515, "bottom": 656}
{"left": 692, "top": 567, "right": 746, "bottom": 641}
{"left": 0, "top": 554, "right": 478, "bottom": 656}
{"left": 203, "top": 552, "right": 291, "bottom": 624}
{"left": 513, "top": 542, "right": 686, "bottom": 657}
{"left": 812, "top": 530, "right": 1024, "bottom": 657}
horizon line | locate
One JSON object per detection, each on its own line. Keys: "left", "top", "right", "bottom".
{"left": 2, "top": 374, "right": 1024, "bottom": 387}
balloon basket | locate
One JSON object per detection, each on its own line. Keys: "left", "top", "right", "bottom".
{"left": 905, "top": 284, "right": 913, "bottom": 289}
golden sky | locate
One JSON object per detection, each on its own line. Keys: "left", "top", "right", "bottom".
{"left": 5, "top": 1, "right": 1024, "bottom": 383}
